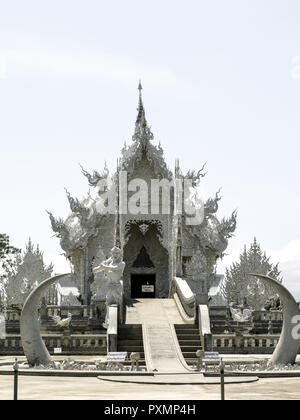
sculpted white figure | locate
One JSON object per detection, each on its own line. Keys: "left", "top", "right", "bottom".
{"left": 93, "top": 247, "right": 125, "bottom": 328}
{"left": 229, "top": 304, "right": 253, "bottom": 323}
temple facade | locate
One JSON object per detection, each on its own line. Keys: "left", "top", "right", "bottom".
{"left": 48, "top": 84, "right": 237, "bottom": 307}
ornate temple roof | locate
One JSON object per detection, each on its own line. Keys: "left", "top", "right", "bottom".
{"left": 120, "top": 82, "right": 173, "bottom": 180}
{"left": 48, "top": 84, "right": 237, "bottom": 262}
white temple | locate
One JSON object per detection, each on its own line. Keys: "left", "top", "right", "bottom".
{"left": 48, "top": 83, "right": 237, "bottom": 307}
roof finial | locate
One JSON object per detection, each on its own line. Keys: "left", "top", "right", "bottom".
{"left": 138, "top": 80, "right": 143, "bottom": 93}
{"left": 132, "top": 80, "right": 154, "bottom": 143}
{"left": 136, "top": 80, "right": 145, "bottom": 124}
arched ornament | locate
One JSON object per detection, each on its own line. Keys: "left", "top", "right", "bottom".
{"left": 20, "top": 273, "right": 70, "bottom": 367}
{"left": 250, "top": 273, "right": 300, "bottom": 366}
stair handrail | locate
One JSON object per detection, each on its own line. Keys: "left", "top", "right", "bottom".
{"left": 169, "top": 277, "right": 196, "bottom": 321}
{"left": 198, "top": 304, "right": 213, "bottom": 351}
{"left": 107, "top": 279, "right": 124, "bottom": 353}
{"left": 107, "top": 304, "right": 118, "bottom": 352}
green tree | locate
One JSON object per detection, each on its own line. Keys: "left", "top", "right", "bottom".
{"left": 0, "top": 234, "right": 21, "bottom": 310}
{"left": 0, "top": 234, "right": 20, "bottom": 276}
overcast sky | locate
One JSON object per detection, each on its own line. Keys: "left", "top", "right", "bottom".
{"left": 0, "top": 0, "right": 300, "bottom": 297}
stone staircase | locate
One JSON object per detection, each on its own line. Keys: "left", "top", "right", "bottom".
{"left": 174, "top": 324, "right": 202, "bottom": 367}
{"left": 117, "top": 324, "right": 146, "bottom": 369}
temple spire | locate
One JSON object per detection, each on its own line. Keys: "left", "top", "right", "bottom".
{"left": 132, "top": 81, "right": 153, "bottom": 144}
{"left": 136, "top": 80, "right": 146, "bottom": 124}
{"left": 138, "top": 80, "right": 142, "bottom": 95}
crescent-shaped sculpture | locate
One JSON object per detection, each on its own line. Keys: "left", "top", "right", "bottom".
{"left": 250, "top": 274, "right": 300, "bottom": 365}
{"left": 20, "top": 273, "right": 70, "bottom": 367}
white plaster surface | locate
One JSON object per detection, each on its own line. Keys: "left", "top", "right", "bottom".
{"left": 125, "top": 299, "right": 185, "bottom": 325}
{"left": 143, "top": 323, "right": 187, "bottom": 372}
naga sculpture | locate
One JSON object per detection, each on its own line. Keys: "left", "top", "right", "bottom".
{"left": 250, "top": 274, "right": 300, "bottom": 365}
{"left": 229, "top": 303, "right": 253, "bottom": 323}
{"left": 186, "top": 209, "right": 237, "bottom": 258}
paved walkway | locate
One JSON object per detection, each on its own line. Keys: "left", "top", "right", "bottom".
{"left": 143, "top": 323, "right": 187, "bottom": 372}
{"left": 1, "top": 374, "right": 300, "bottom": 399}
{"left": 125, "top": 299, "right": 185, "bottom": 325}
{"left": 126, "top": 299, "right": 188, "bottom": 372}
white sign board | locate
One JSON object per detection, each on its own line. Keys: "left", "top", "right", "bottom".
{"left": 107, "top": 352, "right": 127, "bottom": 362}
{"left": 142, "top": 285, "right": 154, "bottom": 293}
{"left": 203, "top": 352, "right": 220, "bottom": 362}
{"left": 54, "top": 347, "right": 62, "bottom": 354}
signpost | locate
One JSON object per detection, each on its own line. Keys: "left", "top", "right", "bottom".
{"left": 107, "top": 352, "right": 127, "bottom": 371}
{"left": 107, "top": 352, "right": 127, "bottom": 362}
{"left": 202, "top": 351, "right": 220, "bottom": 365}
{"left": 13, "top": 358, "right": 18, "bottom": 401}
{"left": 219, "top": 358, "right": 225, "bottom": 401}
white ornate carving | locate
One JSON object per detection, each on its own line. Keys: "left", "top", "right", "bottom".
{"left": 185, "top": 209, "right": 237, "bottom": 258}
{"left": 124, "top": 219, "right": 164, "bottom": 247}
{"left": 184, "top": 250, "right": 209, "bottom": 278}
{"left": 51, "top": 312, "right": 72, "bottom": 328}
{"left": 138, "top": 224, "right": 149, "bottom": 235}
{"left": 4, "top": 239, "right": 54, "bottom": 308}
{"left": 93, "top": 247, "right": 125, "bottom": 328}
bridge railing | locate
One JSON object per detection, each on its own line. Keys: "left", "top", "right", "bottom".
{"left": 107, "top": 305, "right": 118, "bottom": 353}
{"left": 107, "top": 280, "right": 124, "bottom": 353}
{"left": 170, "top": 277, "right": 213, "bottom": 351}
{"left": 198, "top": 304, "right": 213, "bottom": 351}
{"left": 169, "top": 277, "right": 196, "bottom": 322}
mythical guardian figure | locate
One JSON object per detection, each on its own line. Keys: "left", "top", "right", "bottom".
{"left": 92, "top": 247, "right": 125, "bottom": 328}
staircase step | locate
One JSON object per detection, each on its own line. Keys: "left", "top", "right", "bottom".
{"left": 175, "top": 327, "right": 199, "bottom": 332}
{"left": 118, "top": 334, "right": 143, "bottom": 340}
{"left": 118, "top": 346, "right": 144, "bottom": 353}
{"left": 178, "top": 340, "right": 202, "bottom": 346}
{"left": 174, "top": 324, "right": 197, "bottom": 328}
{"left": 182, "top": 351, "right": 200, "bottom": 358}
{"left": 176, "top": 334, "right": 201, "bottom": 340}
{"left": 118, "top": 340, "right": 144, "bottom": 347}
{"left": 117, "top": 324, "right": 145, "bottom": 360}
{"left": 184, "top": 359, "right": 198, "bottom": 365}
{"left": 180, "top": 346, "right": 202, "bottom": 352}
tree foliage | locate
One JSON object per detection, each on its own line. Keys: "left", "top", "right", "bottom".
{"left": 0, "top": 234, "right": 21, "bottom": 278}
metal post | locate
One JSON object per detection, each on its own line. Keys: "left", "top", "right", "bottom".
{"left": 196, "top": 349, "right": 204, "bottom": 371}
{"left": 13, "top": 358, "right": 19, "bottom": 400}
{"left": 130, "top": 352, "right": 140, "bottom": 372}
{"left": 219, "top": 358, "right": 225, "bottom": 401}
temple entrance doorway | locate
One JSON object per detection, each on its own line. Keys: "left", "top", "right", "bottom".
{"left": 131, "top": 274, "right": 156, "bottom": 298}
{"left": 123, "top": 220, "right": 169, "bottom": 299}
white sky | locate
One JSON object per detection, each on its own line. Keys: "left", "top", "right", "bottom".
{"left": 0, "top": 0, "right": 300, "bottom": 297}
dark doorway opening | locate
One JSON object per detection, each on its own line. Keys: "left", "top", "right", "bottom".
{"left": 131, "top": 274, "right": 156, "bottom": 298}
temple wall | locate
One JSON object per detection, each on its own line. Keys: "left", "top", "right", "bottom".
{"left": 70, "top": 214, "right": 116, "bottom": 304}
